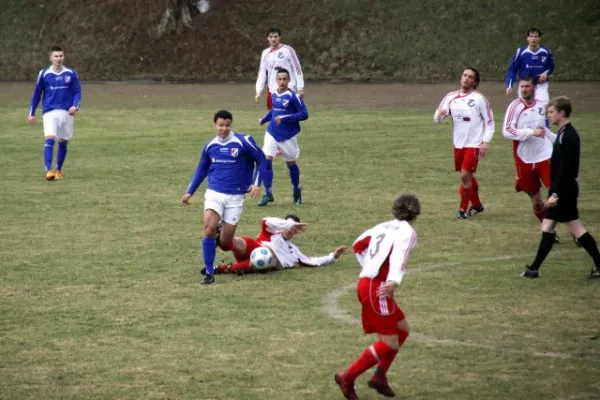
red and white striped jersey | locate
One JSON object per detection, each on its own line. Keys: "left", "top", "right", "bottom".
{"left": 502, "top": 98, "right": 557, "bottom": 163}
{"left": 256, "top": 218, "right": 336, "bottom": 269}
{"left": 353, "top": 219, "right": 417, "bottom": 285}
{"left": 256, "top": 44, "right": 304, "bottom": 95}
{"left": 434, "top": 90, "right": 495, "bottom": 148}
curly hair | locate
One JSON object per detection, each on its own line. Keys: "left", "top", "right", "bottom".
{"left": 392, "top": 193, "right": 421, "bottom": 222}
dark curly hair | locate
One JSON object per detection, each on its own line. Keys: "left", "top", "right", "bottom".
{"left": 392, "top": 193, "right": 421, "bottom": 222}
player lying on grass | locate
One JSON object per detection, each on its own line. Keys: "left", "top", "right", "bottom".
{"left": 200, "top": 214, "right": 347, "bottom": 274}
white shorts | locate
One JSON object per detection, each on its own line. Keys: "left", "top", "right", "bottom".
{"left": 43, "top": 110, "right": 74, "bottom": 140}
{"left": 203, "top": 189, "right": 245, "bottom": 225}
{"left": 263, "top": 132, "right": 300, "bottom": 162}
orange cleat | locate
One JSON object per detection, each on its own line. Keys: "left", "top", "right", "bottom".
{"left": 45, "top": 170, "right": 55, "bottom": 181}
{"left": 54, "top": 170, "right": 64, "bottom": 180}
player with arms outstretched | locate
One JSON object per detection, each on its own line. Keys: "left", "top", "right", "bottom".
{"left": 182, "top": 110, "right": 266, "bottom": 285}
{"left": 334, "top": 193, "right": 420, "bottom": 400}
{"left": 257, "top": 68, "right": 308, "bottom": 206}
{"left": 28, "top": 45, "right": 82, "bottom": 180}
{"left": 255, "top": 27, "right": 304, "bottom": 110}
{"left": 434, "top": 68, "right": 495, "bottom": 219}
{"left": 200, "top": 214, "right": 346, "bottom": 274}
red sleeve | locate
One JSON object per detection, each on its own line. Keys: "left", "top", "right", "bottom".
{"left": 353, "top": 236, "right": 371, "bottom": 255}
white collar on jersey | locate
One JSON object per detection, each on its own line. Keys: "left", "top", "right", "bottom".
{"left": 217, "top": 132, "right": 234, "bottom": 143}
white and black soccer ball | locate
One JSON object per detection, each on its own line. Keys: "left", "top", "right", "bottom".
{"left": 250, "top": 247, "right": 274, "bottom": 271}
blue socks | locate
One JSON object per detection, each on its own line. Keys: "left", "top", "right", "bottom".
{"left": 44, "top": 138, "right": 55, "bottom": 172}
{"left": 202, "top": 237, "right": 217, "bottom": 275}
{"left": 287, "top": 163, "right": 300, "bottom": 191}
{"left": 264, "top": 159, "right": 274, "bottom": 195}
{"left": 57, "top": 141, "right": 68, "bottom": 171}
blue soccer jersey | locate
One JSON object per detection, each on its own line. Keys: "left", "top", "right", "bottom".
{"left": 29, "top": 66, "right": 82, "bottom": 116}
{"left": 505, "top": 46, "right": 554, "bottom": 88}
{"left": 260, "top": 89, "right": 308, "bottom": 142}
{"left": 187, "top": 133, "right": 266, "bottom": 195}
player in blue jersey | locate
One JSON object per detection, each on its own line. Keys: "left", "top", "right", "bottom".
{"left": 181, "top": 110, "right": 266, "bottom": 285}
{"left": 505, "top": 28, "right": 555, "bottom": 103}
{"left": 28, "top": 45, "right": 82, "bottom": 181}
{"left": 257, "top": 68, "right": 308, "bottom": 207}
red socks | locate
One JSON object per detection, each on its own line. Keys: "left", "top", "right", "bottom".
{"left": 470, "top": 177, "right": 482, "bottom": 208}
{"left": 459, "top": 185, "right": 471, "bottom": 211}
{"left": 533, "top": 205, "right": 546, "bottom": 222}
{"left": 345, "top": 340, "right": 395, "bottom": 383}
{"left": 227, "top": 260, "right": 253, "bottom": 273}
{"left": 373, "top": 330, "right": 409, "bottom": 380}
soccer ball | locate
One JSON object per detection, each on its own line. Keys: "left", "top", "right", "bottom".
{"left": 250, "top": 247, "right": 274, "bottom": 271}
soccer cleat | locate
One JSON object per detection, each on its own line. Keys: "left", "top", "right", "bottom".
{"left": 553, "top": 232, "right": 560, "bottom": 244}
{"left": 257, "top": 193, "right": 274, "bottom": 207}
{"left": 54, "top": 170, "right": 64, "bottom": 180}
{"left": 456, "top": 209, "right": 468, "bottom": 219}
{"left": 368, "top": 377, "right": 396, "bottom": 397}
{"left": 467, "top": 205, "right": 484, "bottom": 217}
{"left": 520, "top": 266, "right": 539, "bottom": 279}
{"left": 200, "top": 274, "right": 215, "bottom": 285}
{"left": 45, "top": 170, "right": 55, "bottom": 181}
{"left": 587, "top": 268, "right": 600, "bottom": 280}
{"left": 334, "top": 372, "right": 358, "bottom": 400}
{"left": 293, "top": 187, "right": 302, "bottom": 205}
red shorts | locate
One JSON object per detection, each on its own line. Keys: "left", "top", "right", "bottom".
{"left": 357, "top": 278, "right": 405, "bottom": 335}
{"left": 240, "top": 236, "right": 262, "bottom": 260}
{"left": 515, "top": 158, "right": 550, "bottom": 195}
{"left": 266, "top": 89, "right": 272, "bottom": 110}
{"left": 454, "top": 147, "right": 480, "bottom": 172}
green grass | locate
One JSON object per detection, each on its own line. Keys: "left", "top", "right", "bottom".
{"left": 1, "top": 82, "right": 600, "bottom": 400}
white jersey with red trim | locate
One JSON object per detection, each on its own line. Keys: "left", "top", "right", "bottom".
{"left": 434, "top": 90, "right": 495, "bottom": 148}
{"left": 502, "top": 98, "right": 557, "bottom": 163}
{"left": 255, "top": 44, "right": 304, "bottom": 95}
{"left": 256, "top": 218, "right": 336, "bottom": 269}
{"left": 353, "top": 219, "right": 417, "bottom": 285}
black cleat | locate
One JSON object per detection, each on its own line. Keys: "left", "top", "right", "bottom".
{"left": 521, "top": 266, "right": 539, "bottom": 279}
{"left": 587, "top": 268, "right": 600, "bottom": 280}
{"left": 467, "top": 205, "right": 484, "bottom": 217}
{"left": 456, "top": 209, "right": 468, "bottom": 219}
{"left": 200, "top": 274, "right": 215, "bottom": 285}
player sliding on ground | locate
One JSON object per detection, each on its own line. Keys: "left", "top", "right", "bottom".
{"left": 200, "top": 214, "right": 346, "bottom": 275}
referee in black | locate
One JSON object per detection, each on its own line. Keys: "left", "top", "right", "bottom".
{"left": 521, "top": 96, "right": 600, "bottom": 279}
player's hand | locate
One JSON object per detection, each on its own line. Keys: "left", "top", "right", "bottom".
{"left": 255, "top": 93, "right": 261, "bottom": 104}
{"left": 533, "top": 127, "right": 546, "bottom": 138}
{"left": 437, "top": 109, "right": 447, "bottom": 117}
{"left": 538, "top": 72, "right": 548, "bottom": 83}
{"left": 479, "top": 143, "right": 489, "bottom": 159}
{"left": 27, "top": 116, "right": 36, "bottom": 125}
{"left": 377, "top": 281, "right": 398, "bottom": 298}
{"left": 297, "top": 89, "right": 304, "bottom": 98}
{"left": 181, "top": 193, "right": 192, "bottom": 204}
{"left": 333, "top": 245, "right": 347, "bottom": 259}
{"left": 68, "top": 107, "right": 78, "bottom": 116}
{"left": 545, "top": 195, "right": 558, "bottom": 208}
{"left": 293, "top": 222, "right": 309, "bottom": 233}
{"left": 275, "top": 116, "right": 282, "bottom": 125}
{"left": 248, "top": 184, "right": 261, "bottom": 200}
{"left": 506, "top": 87, "right": 512, "bottom": 96}
{"left": 258, "top": 118, "right": 264, "bottom": 125}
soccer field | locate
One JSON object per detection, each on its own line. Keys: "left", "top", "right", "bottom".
{"left": 1, "top": 82, "right": 600, "bottom": 400}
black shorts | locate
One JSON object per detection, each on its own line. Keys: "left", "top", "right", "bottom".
{"left": 545, "top": 183, "right": 579, "bottom": 223}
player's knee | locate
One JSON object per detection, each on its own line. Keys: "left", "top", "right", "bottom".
{"left": 203, "top": 224, "right": 219, "bottom": 238}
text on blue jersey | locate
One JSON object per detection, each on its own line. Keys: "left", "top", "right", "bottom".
{"left": 260, "top": 89, "right": 308, "bottom": 142}
{"left": 187, "top": 133, "right": 266, "bottom": 195}
{"left": 505, "top": 46, "right": 554, "bottom": 88}
{"left": 29, "top": 66, "right": 82, "bottom": 116}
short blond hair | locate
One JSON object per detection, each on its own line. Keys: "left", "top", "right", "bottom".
{"left": 548, "top": 96, "right": 572, "bottom": 118}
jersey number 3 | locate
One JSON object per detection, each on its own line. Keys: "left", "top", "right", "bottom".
{"left": 368, "top": 233, "right": 386, "bottom": 258}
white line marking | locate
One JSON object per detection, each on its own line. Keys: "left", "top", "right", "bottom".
{"left": 324, "top": 254, "right": 599, "bottom": 361}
